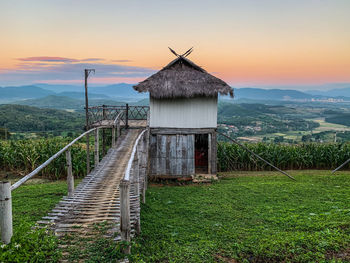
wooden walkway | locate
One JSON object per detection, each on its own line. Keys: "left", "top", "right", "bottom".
{"left": 91, "top": 119, "right": 147, "bottom": 129}
{"left": 38, "top": 129, "right": 142, "bottom": 236}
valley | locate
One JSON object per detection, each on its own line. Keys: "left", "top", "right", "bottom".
{"left": 1, "top": 83, "right": 350, "bottom": 143}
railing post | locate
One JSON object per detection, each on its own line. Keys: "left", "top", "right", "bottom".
{"left": 102, "top": 105, "right": 106, "bottom": 156}
{"left": 133, "top": 151, "right": 141, "bottom": 235}
{"left": 117, "top": 117, "right": 121, "bottom": 137}
{"left": 208, "top": 133, "right": 212, "bottom": 174}
{"left": 86, "top": 133, "right": 90, "bottom": 174}
{"left": 66, "top": 149, "right": 74, "bottom": 198}
{"left": 0, "top": 181, "right": 12, "bottom": 244}
{"left": 141, "top": 136, "right": 147, "bottom": 204}
{"left": 120, "top": 179, "right": 130, "bottom": 254}
{"left": 125, "top": 104, "right": 129, "bottom": 129}
{"left": 112, "top": 127, "right": 116, "bottom": 147}
{"left": 94, "top": 128, "right": 99, "bottom": 166}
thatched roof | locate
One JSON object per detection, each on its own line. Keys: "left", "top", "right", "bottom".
{"left": 133, "top": 51, "right": 233, "bottom": 99}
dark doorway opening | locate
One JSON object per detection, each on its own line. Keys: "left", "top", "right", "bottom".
{"left": 195, "top": 134, "right": 208, "bottom": 173}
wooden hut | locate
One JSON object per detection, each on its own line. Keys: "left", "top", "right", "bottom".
{"left": 134, "top": 49, "right": 233, "bottom": 179}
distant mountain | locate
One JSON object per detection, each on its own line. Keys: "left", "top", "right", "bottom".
{"left": 34, "top": 83, "right": 84, "bottom": 93}
{"left": 90, "top": 83, "right": 146, "bottom": 99}
{"left": 4, "top": 83, "right": 350, "bottom": 104}
{"left": 35, "top": 83, "right": 147, "bottom": 100}
{"left": 234, "top": 88, "right": 314, "bottom": 101}
{"left": 306, "top": 86, "right": 350, "bottom": 97}
{"left": 0, "top": 85, "right": 54, "bottom": 101}
{"left": 57, "top": 91, "right": 109, "bottom": 99}
{"left": 14, "top": 95, "right": 125, "bottom": 110}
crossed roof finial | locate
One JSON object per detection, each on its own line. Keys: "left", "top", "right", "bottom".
{"left": 168, "top": 47, "right": 193, "bottom": 58}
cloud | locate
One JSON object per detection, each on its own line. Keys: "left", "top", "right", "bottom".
{"left": 111, "top": 59, "right": 133, "bottom": 63}
{"left": 17, "top": 56, "right": 79, "bottom": 63}
{"left": 0, "top": 59, "right": 155, "bottom": 85}
{"left": 80, "top": 58, "right": 105, "bottom": 62}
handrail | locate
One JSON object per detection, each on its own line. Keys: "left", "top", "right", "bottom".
{"left": 124, "top": 129, "right": 147, "bottom": 181}
{"left": 10, "top": 128, "right": 97, "bottom": 191}
{"left": 113, "top": 111, "right": 124, "bottom": 126}
{"left": 1, "top": 124, "right": 123, "bottom": 244}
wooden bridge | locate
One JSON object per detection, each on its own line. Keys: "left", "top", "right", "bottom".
{"left": 0, "top": 106, "right": 149, "bottom": 256}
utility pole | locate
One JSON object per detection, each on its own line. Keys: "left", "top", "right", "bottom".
{"left": 85, "top": 69, "right": 95, "bottom": 174}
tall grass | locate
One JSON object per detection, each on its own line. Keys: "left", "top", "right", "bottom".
{"left": 218, "top": 142, "right": 350, "bottom": 172}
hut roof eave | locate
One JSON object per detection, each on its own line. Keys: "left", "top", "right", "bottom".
{"left": 133, "top": 56, "right": 234, "bottom": 99}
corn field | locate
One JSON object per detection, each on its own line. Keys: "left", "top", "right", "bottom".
{"left": 0, "top": 130, "right": 113, "bottom": 180}
{"left": 2, "top": 138, "right": 350, "bottom": 180}
{"left": 217, "top": 142, "right": 350, "bottom": 172}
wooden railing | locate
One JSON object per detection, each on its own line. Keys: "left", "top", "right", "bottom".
{"left": 88, "top": 104, "right": 149, "bottom": 127}
{"left": 0, "top": 118, "right": 125, "bottom": 244}
{"left": 119, "top": 129, "right": 148, "bottom": 254}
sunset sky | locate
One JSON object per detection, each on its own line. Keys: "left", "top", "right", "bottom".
{"left": 0, "top": 0, "right": 349, "bottom": 89}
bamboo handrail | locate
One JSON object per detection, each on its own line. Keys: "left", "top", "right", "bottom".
{"left": 113, "top": 111, "right": 124, "bottom": 126}
{"left": 10, "top": 127, "right": 98, "bottom": 191}
{"left": 124, "top": 129, "right": 147, "bottom": 181}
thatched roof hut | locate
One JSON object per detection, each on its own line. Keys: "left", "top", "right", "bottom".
{"left": 133, "top": 54, "right": 233, "bottom": 99}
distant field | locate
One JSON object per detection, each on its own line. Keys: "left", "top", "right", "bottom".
{"left": 312, "top": 118, "right": 350, "bottom": 132}
{"left": 241, "top": 118, "right": 350, "bottom": 143}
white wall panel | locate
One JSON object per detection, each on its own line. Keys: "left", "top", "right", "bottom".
{"left": 150, "top": 97, "right": 217, "bottom": 128}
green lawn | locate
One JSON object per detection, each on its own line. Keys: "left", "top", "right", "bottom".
{"left": 131, "top": 171, "right": 350, "bottom": 262}
{"left": 1, "top": 171, "right": 350, "bottom": 262}
{"left": 0, "top": 181, "right": 69, "bottom": 262}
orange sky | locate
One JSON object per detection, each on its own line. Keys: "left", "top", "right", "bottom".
{"left": 0, "top": 0, "right": 349, "bottom": 88}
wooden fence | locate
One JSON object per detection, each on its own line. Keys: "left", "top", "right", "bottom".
{"left": 0, "top": 113, "right": 125, "bottom": 244}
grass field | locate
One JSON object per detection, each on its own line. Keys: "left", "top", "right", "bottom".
{"left": 0, "top": 181, "right": 68, "bottom": 262}
{"left": 1, "top": 171, "right": 350, "bottom": 262}
{"left": 131, "top": 171, "right": 350, "bottom": 262}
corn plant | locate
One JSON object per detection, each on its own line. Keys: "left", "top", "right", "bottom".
{"left": 218, "top": 142, "right": 350, "bottom": 172}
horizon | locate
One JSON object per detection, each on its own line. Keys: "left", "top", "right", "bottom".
{"left": 1, "top": 0, "right": 349, "bottom": 89}
{"left": 2, "top": 82, "right": 350, "bottom": 93}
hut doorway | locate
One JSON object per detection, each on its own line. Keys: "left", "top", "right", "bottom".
{"left": 195, "top": 134, "right": 208, "bottom": 173}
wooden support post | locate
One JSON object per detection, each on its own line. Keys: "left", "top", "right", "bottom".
{"left": 134, "top": 150, "right": 140, "bottom": 197}
{"left": 208, "top": 133, "right": 212, "bottom": 174}
{"left": 84, "top": 69, "right": 95, "bottom": 174}
{"left": 94, "top": 128, "right": 99, "bottom": 166}
{"left": 120, "top": 180, "right": 130, "bottom": 254}
{"left": 66, "top": 149, "right": 74, "bottom": 198}
{"left": 0, "top": 181, "right": 12, "bottom": 244}
{"left": 138, "top": 140, "right": 145, "bottom": 204}
{"left": 117, "top": 120, "right": 121, "bottom": 137}
{"left": 125, "top": 103, "right": 129, "bottom": 129}
{"left": 142, "top": 180, "right": 146, "bottom": 204}
{"left": 102, "top": 128, "right": 105, "bottom": 156}
{"left": 133, "top": 151, "right": 141, "bottom": 235}
{"left": 212, "top": 131, "right": 217, "bottom": 174}
{"left": 145, "top": 128, "right": 150, "bottom": 192}
{"left": 86, "top": 133, "right": 90, "bottom": 174}
{"left": 102, "top": 105, "right": 106, "bottom": 156}
{"left": 112, "top": 127, "right": 116, "bottom": 147}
